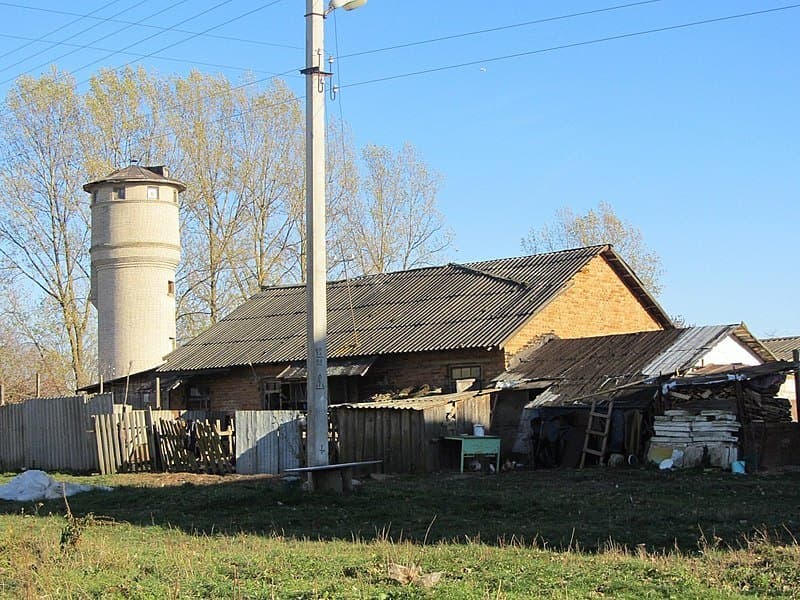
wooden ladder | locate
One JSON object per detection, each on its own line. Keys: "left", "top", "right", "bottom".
{"left": 580, "top": 400, "right": 614, "bottom": 468}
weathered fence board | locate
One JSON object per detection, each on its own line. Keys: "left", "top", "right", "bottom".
{"left": 94, "top": 410, "right": 157, "bottom": 475}
{"left": 235, "top": 411, "right": 302, "bottom": 475}
{"left": 0, "top": 394, "right": 113, "bottom": 473}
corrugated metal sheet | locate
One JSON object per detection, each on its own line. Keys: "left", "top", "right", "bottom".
{"left": 331, "top": 390, "right": 492, "bottom": 411}
{"left": 161, "top": 246, "right": 667, "bottom": 372}
{"left": 277, "top": 356, "right": 376, "bottom": 379}
{"left": 641, "top": 325, "right": 734, "bottom": 376}
{"left": 498, "top": 326, "right": 758, "bottom": 407}
{"left": 762, "top": 336, "right": 800, "bottom": 361}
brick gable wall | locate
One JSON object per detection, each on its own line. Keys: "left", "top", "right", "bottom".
{"left": 502, "top": 254, "right": 663, "bottom": 360}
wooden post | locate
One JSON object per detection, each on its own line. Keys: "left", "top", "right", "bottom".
{"left": 155, "top": 377, "right": 161, "bottom": 409}
{"left": 35, "top": 372, "right": 41, "bottom": 397}
{"left": 99, "top": 375, "right": 104, "bottom": 395}
{"left": 793, "top": 349, "right": 800, "bottom": 422}
{"left": 0, "top": 382, "right": 5, "bottom": 406}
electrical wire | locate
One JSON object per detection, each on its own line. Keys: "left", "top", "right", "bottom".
{"left": 2, "top": 2, "right": 796, "bottom": 155}
{"left": 0, "top": 0, "right": 193, "bottom": 81}
{"left": 341, "top": 4, "right": 800, "bottom": 90}
{"left": 340, "top": 0, "right": 664, "bottom": 59}
{"left": 0, "top": 30, "right": 292, "bottom": 78}
{"left": 0, "top": 0, "right": 125, "bottom": 63}
{"left": 0, "top": 1, "right": 302, "bottom": 51}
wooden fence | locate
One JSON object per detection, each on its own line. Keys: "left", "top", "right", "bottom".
{"left": 235, "top": 411, "right": 303, "bottom": 475}
{"left": 0, "top": 400, "right": 302, "bottom": 476}
{"left": 93, "top": 409, "right": 178, "bottom": 475}
{"left": 0, "top": 394, "right": 113, "bottom": 472}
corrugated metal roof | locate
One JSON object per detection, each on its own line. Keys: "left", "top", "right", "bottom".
{"left": 762, "top": 336, "right": 800, "bottom": 361}
{"left": 160, "top": 245, "right": 669, "bottom": 372}
{"left": 277, "top": 356, "right": 376, "bottom": 379}
{"left": 331, "top": 389, "right": 491, "bottom": 411}
{"left": 497, "top": 325, "right": 762, "bottom": 407}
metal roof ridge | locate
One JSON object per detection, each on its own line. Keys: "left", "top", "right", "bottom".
{"left": 447, "top": 262, "right": 529, "bottom": 289}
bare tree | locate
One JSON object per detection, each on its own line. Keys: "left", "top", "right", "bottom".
{"left": 0, "top": 67, "right": 455, "bottom": 375}
{"left": 522, "top": 201, "right": 663, "bottom": 295}
{"left": 0, "top": 69, "right": 92, "bottom": 388}
{"left": 341, "top": 142, "right": 452, "bottom": 274}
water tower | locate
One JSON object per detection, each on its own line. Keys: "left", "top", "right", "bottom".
{"left": 83, "top": 164, "right": 186, "bottom": 380}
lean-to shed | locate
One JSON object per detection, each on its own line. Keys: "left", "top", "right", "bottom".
{"left": 331, "top": 390, "right": 492, "bottom": 473}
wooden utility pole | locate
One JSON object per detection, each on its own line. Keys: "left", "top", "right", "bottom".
{"left": 793, "top": 349, "right": 799, "bottom": 421}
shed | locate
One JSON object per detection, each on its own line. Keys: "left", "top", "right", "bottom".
{"left": 331, "top": 390, "right": 492, "bottom": 473}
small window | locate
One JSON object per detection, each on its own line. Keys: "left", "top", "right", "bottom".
{"left": 173, "top": 190, "right": 178, "bottom": 202}
{"left": 167, "top": 280, "right": 175, "bottom": 296}
{"left": 147, "top": 186, "right": 159, "bottom": 200}
{"left": 449, "top": 365, "right": 482, "bottom": 392}
{"left": 187, "top": 386, "right": 210, "bottom": 410}
{"left": 262, "top": 380, "right": 285, "bottom": 410}
{"left": 450, "top": 365, "right": 481, "bottom": 380}
{"left": 113, "top": 186, "right": 125, "bottom": 199}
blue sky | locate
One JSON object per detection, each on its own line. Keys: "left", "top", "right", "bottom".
{"left": 0, "top": 1, "right": 797, "bottom": 337}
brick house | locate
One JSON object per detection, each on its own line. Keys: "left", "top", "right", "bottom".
{"left": 153, "top": 245, "right": 672, "bottom": 412}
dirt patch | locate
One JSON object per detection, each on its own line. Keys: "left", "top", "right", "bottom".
{"left": 107, "top": 472, "right": 278, "bottom": 488}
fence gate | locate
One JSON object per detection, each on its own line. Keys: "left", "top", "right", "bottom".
{"left": 235, "top": 411, "right": 303, "bottom": 474}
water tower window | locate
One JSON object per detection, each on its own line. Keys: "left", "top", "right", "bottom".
{"left": 113, "top": 187, "right": 125, "bottom": 199}
{"left": 167, "top": 280, "right": 175, "bottom": 296}
{"left": 173, "top": 190, "right": 178, "bottom": 203}
{"left": 147, "top": 186, "right": 159, "bottom": 200}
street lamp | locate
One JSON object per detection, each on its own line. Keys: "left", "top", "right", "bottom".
{"left": 303, "top": 0, "right": 365, "bottom": 482}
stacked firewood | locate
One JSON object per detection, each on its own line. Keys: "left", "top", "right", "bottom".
{"left": 666, "top": 384, "right": 792, "bottom": 422}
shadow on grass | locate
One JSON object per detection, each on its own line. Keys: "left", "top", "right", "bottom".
{"left": 1, "top": 468, "right": 799, "bottom": 552}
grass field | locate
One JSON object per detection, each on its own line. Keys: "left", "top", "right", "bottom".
{"left": 0, "top": 468, "right": 798, "bottom": 598}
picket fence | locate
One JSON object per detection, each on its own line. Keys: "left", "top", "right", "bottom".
{"left": 0, "top": 394, "right": 113, "bottom": 472}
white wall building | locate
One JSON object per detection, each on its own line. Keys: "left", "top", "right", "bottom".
{"left": 84, "top": 165, "right": 186, "bottom": 380}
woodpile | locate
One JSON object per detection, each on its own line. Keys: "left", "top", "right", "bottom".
{"left": 665, "top": 384, "right": 792, "bottom": 423}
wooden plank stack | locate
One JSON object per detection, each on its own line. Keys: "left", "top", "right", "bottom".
{"left": 649, "top": 409, "right": 740, "bottom": 468}
{"left": 652, "top": 410, "right": 740, "bottom": 444}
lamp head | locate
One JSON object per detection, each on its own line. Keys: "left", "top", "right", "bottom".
{"left": 329, "top": 0, "right": 367, "bottom": 11}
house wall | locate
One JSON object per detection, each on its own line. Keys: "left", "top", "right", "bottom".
{"left": 361, "top": 348, "right": 507, "bottom": 398}
{"left": 503, "top": 255, "right": 663, "bottom": 359}
{"left": 696, "top": 335, "right": 762, "bottom": 368}
{"left": 171, "top": 365, "right": 284, "bottom": 413}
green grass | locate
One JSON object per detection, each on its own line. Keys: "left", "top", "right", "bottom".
{"left": 0, "top": 468, "right": 798, "bottom": 598}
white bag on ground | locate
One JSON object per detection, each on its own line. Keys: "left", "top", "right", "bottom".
{"left": 0, "top": 470, "right": 111, "bottom": 502}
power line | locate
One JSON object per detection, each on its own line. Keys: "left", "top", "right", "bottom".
{"left": 3, "top": 2, "right": 796, "bottom": 155}
{"left": 340, "top": 0, "right": 663, "bottom": 59}
{"left": 0, "top": 1, "right": 302, "bottom": 52}
{"left": 341, "top": 4, "right": 800, "bottom": 90}
{"left": 70, "top": 0, "right": 287, "bottom": 85}
{"left": 0, "top": 0, "right": 193, "bottom": 82}
{"left": 0, "top": 0, "right": 125, "bottom": 63}
{"left": 0, "top": 30, "right": 295, "bottom": 78}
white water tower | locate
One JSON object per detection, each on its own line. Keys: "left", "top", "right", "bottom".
{"left": 84, "top": 164, "right": 186, "bottom": 380}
